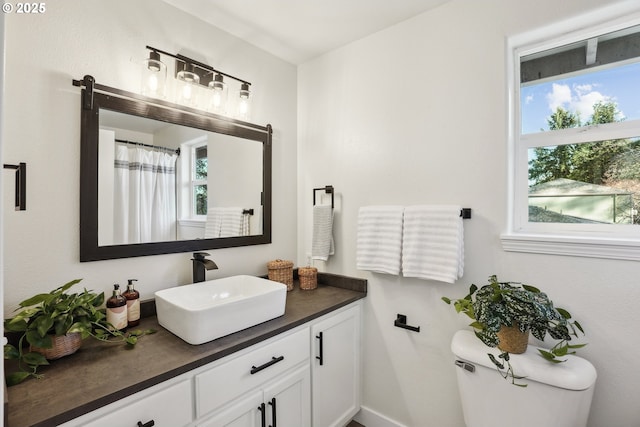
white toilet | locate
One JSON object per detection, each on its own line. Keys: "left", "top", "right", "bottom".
{"left": 451, "top": 330, "right": 597, "bottom": 427}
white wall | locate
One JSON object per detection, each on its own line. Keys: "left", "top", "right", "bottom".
{"left": 297, "top": 1, "right": 640, "bottom": 426}
{"left": 2, "top": 0, "right": 297, "bottom": 308}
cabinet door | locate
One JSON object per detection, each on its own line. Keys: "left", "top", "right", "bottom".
{"left": 263, "top": 365, "right": 311, "bottom": 427}
{"left": 311, "top": 304, "right": 361, "bottom": 427}
{"left": 197, "top": 390, "right": 264, "bottom": 427}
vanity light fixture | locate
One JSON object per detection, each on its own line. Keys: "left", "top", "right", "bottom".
{"left": 140, "top": 49, "right": 167, "bottom": 98}
{"left": 142, "top": 46, "right": 253, "bottom": 120}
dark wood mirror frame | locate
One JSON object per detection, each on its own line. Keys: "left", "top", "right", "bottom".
{"left": 75, "top": 75, "right": 272, "bottom": 262}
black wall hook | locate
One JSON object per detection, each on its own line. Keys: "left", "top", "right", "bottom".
{"left": 394, "top": 314, "right": 420, "bottom": 333}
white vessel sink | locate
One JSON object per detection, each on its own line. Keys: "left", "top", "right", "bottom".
{"left": 155, "top": 275, "right": 287, "bottom": 345}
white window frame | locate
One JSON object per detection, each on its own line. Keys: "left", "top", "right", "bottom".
{"left": 178, "top": 135, "right": 208, "bottom": 223}
{"left": 190, "top": 142, "right": 208, "bottom": 218}
{"left": 502, "top": 3, "right": 640, "bottom": 261}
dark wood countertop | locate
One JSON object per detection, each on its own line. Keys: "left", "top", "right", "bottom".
{"left": 5, "top": 273, "right": 366, "bottom": 427}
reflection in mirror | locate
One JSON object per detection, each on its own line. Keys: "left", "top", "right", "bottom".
{"left": 98, "top": 111, "right": 263, "bottom": 246}
{"left": 77, "top": 76, "right": 272, "bottom": 262}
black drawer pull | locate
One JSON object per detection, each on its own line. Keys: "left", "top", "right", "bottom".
{"left": 316, "top": 332, "right": 324, "bottom": 366}
{"left": 251, "top": 356, "right": 284, "bottom": 374}
{"left": 137, "top": 421, "right": 154, "bottom": 427}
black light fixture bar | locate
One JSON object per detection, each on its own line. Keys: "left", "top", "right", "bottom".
{"left": 146, "top": 45, "right": 251, "bottom": 88}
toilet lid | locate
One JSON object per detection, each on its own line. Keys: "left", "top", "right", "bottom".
{"left": 451, "top": 330, "right": 597, "bottom": 390}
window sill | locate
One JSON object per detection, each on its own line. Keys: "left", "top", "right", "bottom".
{"left": 500, "top": 233, "right": 640, "bottom": 261}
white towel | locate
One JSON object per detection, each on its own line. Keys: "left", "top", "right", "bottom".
{"left": 401, "top": 205, "right": 464, "bottom": 284}
{"left": 311, "top": 205, "right": 335, "bottom": 261}
{"left": 356, "top": 205, "right": 404, "bottom": 275}
{"left": 205, "top": 207, "right": 244, "bottom": 238}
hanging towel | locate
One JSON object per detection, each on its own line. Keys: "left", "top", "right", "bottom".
{"left": 356, "top": 205, "right": 404, "bottom": 275}
{"left": 311, "top": 205, "right": 335, "bottom": 261}
{"left": 402, "top": 205, "right": 464, "bottom": 284}
{"left": 241, "top": 211, "right": 251, "bottom": 236}
{"left": 205, "top": 207, "right": 244, "bottom": 238}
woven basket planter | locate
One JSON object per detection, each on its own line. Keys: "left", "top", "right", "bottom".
{"left": 497, "top": 324, "right": 529, "bottom": 354}
{"left": 30, "top": 332, "right": 82, "bottom": 360}
{"left": 267, "top": 259, "right": 294, "bottom": 291}
{"left": 298, "top": 267, "right": 318, "bottom": 290}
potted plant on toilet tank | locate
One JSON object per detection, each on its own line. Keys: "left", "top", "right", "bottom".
{"left": 442, "top": 275, "right": 586, "bottom": 386}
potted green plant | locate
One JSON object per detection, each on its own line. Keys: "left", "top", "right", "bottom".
{"left": 442, "top": 275, "right": 586, "bottom": 386}
{"left": 4, "top": 279, "right": 155, "bottom": 386}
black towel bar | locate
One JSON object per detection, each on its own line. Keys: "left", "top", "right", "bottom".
{"left": 313, "top": 185, "right": 334, "bottom": 209}
{"left": 460, "top": 208, "right": 471, "bottom": 219}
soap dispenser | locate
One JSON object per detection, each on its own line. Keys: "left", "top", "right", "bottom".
{"left": 106, "top": 284, "right": 128, "bottom": 331}
{"left": 122, "top": 279, "right": 140, "bottom": 327}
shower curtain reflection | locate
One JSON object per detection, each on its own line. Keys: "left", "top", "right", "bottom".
{"left": 113, "top": 144, "right": 178, "bottom": 244}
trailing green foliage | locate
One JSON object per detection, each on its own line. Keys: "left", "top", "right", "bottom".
{"left": 4, "top": 279, "right": 156, "bottom": 386}
{"left": 443, "top": 275, "right": 586, "bottom": 386}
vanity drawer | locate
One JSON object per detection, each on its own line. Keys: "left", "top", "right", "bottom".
{"left": 195, "top": 326, "right": 309, "bottom": 418}
{"left": 59, "top": 378, "right": 192, "bottom": 427}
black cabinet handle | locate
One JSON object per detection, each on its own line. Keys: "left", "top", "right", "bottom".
{"left": 258, "top": 402, "right": 266, "bottom": 427}
{"left": 137, "top": 421, "right": 154, "bottom": 427}
{"left": 316, "top": 332, "right": 324, "bottom": 366}
{"left": 251, "top": 356, "right": 285, "bottom": 375}
{"left": 268, "top": 397, "right": 277, "bottom": 427}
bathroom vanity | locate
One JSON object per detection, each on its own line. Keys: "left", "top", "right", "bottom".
{"left": 5, "top": 273, "right": 366, "bottom": 427}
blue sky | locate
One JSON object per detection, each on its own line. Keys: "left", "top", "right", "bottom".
{"left": 521, "top": 61, "right": 640, "bottom": 134}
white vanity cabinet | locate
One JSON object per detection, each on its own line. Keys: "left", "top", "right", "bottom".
{"left": 311, "top": 304, "right": 361, "bottom": 427}
{"left": 56, "top": 301, "right": 362, "bottom": 427}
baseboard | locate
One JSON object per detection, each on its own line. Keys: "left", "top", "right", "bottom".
{"left": 353, "top": 405, "right": 407, "bottom": 427}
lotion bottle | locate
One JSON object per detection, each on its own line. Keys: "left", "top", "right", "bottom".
{"left": 106, "top": 284, "right": 128, "bottom": 331}
{"left": 122, "top": 279, "right": 141, "bottom": 328}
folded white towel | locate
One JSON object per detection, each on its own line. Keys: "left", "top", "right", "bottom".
{"left": 311, "top": 205, "right": 334, "bottom": 261}
{"left": 401, "top": 205, "right": 464, "bottom": 284}
{"left": 356, "top": 205, "right": 404, "bottom": 275}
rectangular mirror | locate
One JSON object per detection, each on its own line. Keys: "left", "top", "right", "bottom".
{"left": 78, "top": 77, "right": 272, "bottom": 261}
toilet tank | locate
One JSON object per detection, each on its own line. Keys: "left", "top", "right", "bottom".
{"left": 451, "top": 330, "right": 597, "bottom": 427}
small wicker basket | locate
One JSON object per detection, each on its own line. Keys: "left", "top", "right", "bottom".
{"left": 298, "top": 266, "right": 318, "bottom": 290}
{"left": 267, "top": 259, "right": 294, "bottom": 291}
{"left": 30, "top": 332, "right": 82, "bottom": 360}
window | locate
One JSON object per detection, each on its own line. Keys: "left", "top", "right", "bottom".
{"left": 177, "top": 136, "right": 209, "bottom": 223}
{"left": 192, "top": 143, "right": 208, "bottom": 216}
{"left": 503, "top": 5, "right": 640, "bottom": 260}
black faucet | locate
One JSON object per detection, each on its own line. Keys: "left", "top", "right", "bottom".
{"left": 191, "top": 252, "right": 218, "bottom": 283}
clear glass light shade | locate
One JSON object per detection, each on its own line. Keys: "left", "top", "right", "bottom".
{"left": 208, "top": 74, "right": 228, "bottom": 114}
{"left": 140, "top": 58, "right": 167, "bottom": 98}
{"left": 236, "top": 83, "right": 251, "bottom": 120}
{"left": 176, "top": 70, "right": 200, "bottom": 107}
